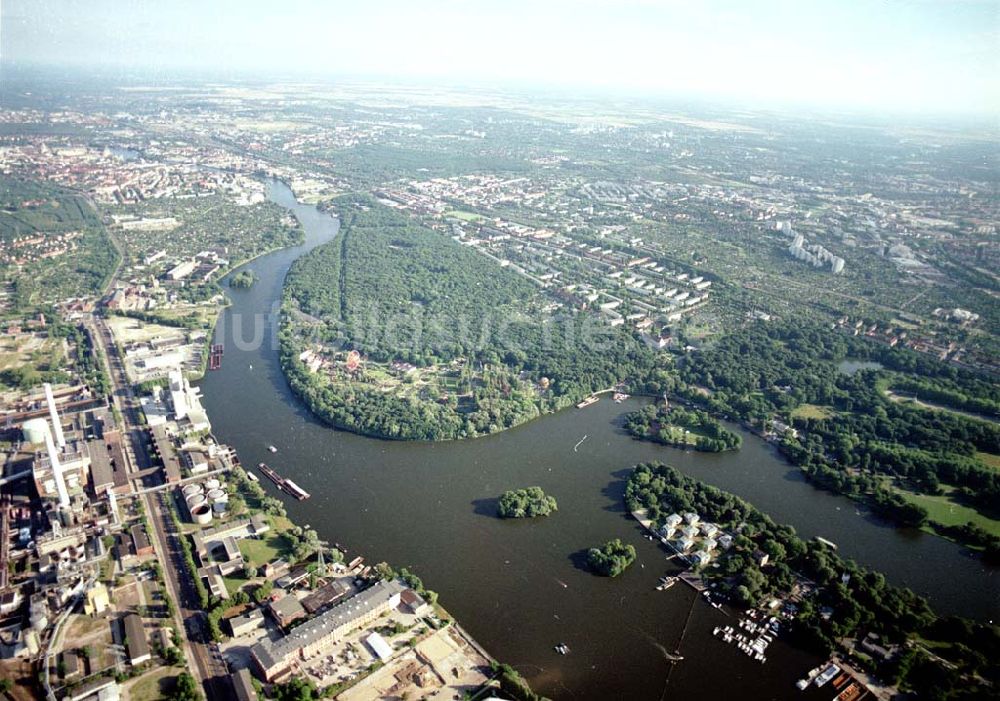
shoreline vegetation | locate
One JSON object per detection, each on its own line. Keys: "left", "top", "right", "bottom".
{"left": 278, "top": 193, "right": 665, "bottom": 441}
{"left": 625, "top": 462, "right": 1000, "bottom": 699}
{"left": 497, "top": 487, "right": 558, "bottom": 519}
{"left": 676, "top": 321, "right": 1000, "bottom": 557}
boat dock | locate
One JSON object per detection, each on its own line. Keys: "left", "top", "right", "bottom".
{"left": 679, "top": 571, "right": 706, "bottom": 592}
{"left": 257, "top": 462, "right": 311, "bottom": 500}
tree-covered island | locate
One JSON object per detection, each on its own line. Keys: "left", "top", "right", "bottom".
{"left": 229, "top": 269, "right": 257, "bottom": 288}
{"left": 497, "top": 487, "right": 558, "bottom": 519}
{"left": 586, "top": 538, "right": 636, "bottom": 577}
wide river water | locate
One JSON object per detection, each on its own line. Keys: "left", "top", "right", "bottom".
{"left": 199, "top": 180, "right": 998, "bottom": 700}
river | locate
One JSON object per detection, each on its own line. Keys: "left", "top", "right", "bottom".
{"left": 198, "top": 180, "right": 999, "bottom": 700}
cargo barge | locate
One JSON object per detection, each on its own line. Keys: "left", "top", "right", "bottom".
{"left": 257, "top": 462, "right": 311, "bottom": 500}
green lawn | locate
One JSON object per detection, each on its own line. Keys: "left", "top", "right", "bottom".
{"left": 237, "top": 514, "right": 295, "bottom": 566}
{"left": 897, "top": 486, "right": 1000, "bottom": 538}
{"left": 791, "top": 403, "right": 833, "bottom": 420}
{"left": 224, "top": 574, "right": 250, "bottom": 598}
{"left": 238, "top": 532, "right": 287, "bottom": 566}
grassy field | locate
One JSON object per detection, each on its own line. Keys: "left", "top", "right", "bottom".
{"left": 790, "top": 403, "right": 834, "bottom": 420}
{"left": 125, "top": 666, "right": 178, "bottom": 701}
{"left": 975, "top": 451, "right": 1000, "bottom": 472}
{"left": 444, "top": 210, "right": 484, "bottom": 222}
{"left": 107, "top": 316, "right": 186, "bottom": 345}
{"left": 896, "top": 485, "right": 1000, "bottom": 538}
{"left": 148, "top": 305, "right": 220, "bottom": 329}
{"left": 0, "top": 334, "right": 64, "bottom": 372}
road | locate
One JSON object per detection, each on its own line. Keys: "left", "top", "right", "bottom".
{"left": 85, "top": 314, "right": 233, "bottom": 698}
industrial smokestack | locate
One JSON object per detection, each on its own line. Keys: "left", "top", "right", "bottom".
{"left": 43, "top": 383, "right": 66, "bottom": 448}
{"left": 43, "top": 425, "right": 71, "bottom": 508}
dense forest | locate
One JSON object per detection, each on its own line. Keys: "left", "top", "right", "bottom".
{"left": 677, "top": 321, "right": 1000, "bottom": 553}
{"left": 624, "top": 403, "right": 741, "bottom": 452}
{"left": 280, "top": 194, "right": 666, "bottom": 440}
{"left": 497, "top": 487, "right": 558, "bottom": 519}
{"left": 625, "top": 462, "right": 1000, "bottom": 699}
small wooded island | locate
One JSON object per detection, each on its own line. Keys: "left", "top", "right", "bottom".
{"left": 229, "top": 269, "right": 258, "bottom": 288}
{"left": 497, "top": 487, "right": 558, "bottom": 519}
{"left": 587, "top": 538, "right": 636, "bottom": 577}
{"left": 624, "top": 403, "right": 741, "bottom": 452}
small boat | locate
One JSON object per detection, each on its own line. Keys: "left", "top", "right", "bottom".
{"left": 576, "top": 396, "right": 599, "bottom": 409}
{"left": 656, "top": 576, "right": 677, "bottom": 591}
{"left": 268, "top": 445, "right": 278, "bottom": 453}
{"left": 613, "top": 392, "right": 629, "bottom": 403}
{"left": 554, "top": 643, "right": 570, "bottom": 655}
{"left": 246, "top": 472, "right": 259, "bottom": 482}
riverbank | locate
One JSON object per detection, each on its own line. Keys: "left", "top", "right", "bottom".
{"left": 198, "top": 178, "right": 999, "bottom": 701}
{"left": 148, "top": 363, "right": 516, "bottom": 699}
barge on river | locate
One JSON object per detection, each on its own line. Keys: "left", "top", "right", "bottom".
{"left": 257, "top": 462, "right": 311, "bottom": 500}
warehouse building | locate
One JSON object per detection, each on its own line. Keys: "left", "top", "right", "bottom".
{"left": 250, "top": 579, "right": 406, "bottom": 681}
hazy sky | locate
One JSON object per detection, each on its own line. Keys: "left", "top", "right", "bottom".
{"left": 2, "top": 0, "right": 997, "bottom": 114}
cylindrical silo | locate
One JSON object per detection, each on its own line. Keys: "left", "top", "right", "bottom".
{"left": 21, "top": 418, "right": 51, "bottom": 445}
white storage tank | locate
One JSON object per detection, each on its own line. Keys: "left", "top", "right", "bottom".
{"left": 182, "top": 483, "right": 203, "bottom": 498}
{"left": 206, "top": 489, "right": 226, "bottom": 502}
{"left": 205, "top": 479, "right": 221, "bottom": 491}
{"left": 21, "top": 418, "right": 51, "bottom": 445}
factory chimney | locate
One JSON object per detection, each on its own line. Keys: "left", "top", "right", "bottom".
{"left": 43, "top": 425, "right": 71, "bottom": 509}
{"left": 43, "top": 383, "right": 66, "bottom": 448}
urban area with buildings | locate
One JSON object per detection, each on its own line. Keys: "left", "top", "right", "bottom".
{"left": 0, "top": 77, "right": 996, "bottom": 701}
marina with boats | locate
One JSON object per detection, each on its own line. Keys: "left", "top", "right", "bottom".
{"left": 712, "top": 609, "right": 781, "bottom": 664}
